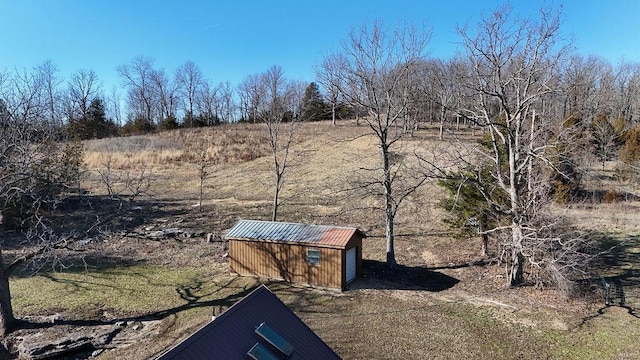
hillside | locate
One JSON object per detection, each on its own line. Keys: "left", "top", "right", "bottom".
{"left": 5, "top": 120, "right": 640, "bottom": 359}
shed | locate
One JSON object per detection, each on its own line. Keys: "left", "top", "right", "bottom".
{"left": 157, "top": 284, "right": 340, "bottom": 359}
{"left": 226, "top": 220, "right": 365, "bottom": 290}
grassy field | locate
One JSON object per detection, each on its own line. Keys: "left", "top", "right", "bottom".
{"left": 7, "top": 120, "right": 640, "bottom": 359}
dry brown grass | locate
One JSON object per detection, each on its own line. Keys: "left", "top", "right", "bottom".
{"left": 83, "top": 123, "right": 271, "bottom": 170}
{"left": 10, "top": 120, "right": 640, "bottom": 359}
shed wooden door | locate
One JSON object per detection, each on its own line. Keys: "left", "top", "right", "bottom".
{"left": 346, "top": 247, "right": 357, "bottom": 283}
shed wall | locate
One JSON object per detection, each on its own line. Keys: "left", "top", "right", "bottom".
{"left": 229, "top": 240, "right": 344, "bottom": 289}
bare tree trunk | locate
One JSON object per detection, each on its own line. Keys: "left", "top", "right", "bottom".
{"left": 382, "top": 143, "right": 397, "bottom": 269}
{"left": 479, "top": 215, "right": 489, "bottom": 258}
{"left": 481, "top": 233, "right": 488, "bottom": 258}
{"left": 332, "top": 103, "right": 336, "bottom": 126}
{"left": 510, "top": 251, "right": 525, "bottom": 285}
{"left": 272, "top": 177, "right": 281, "bottom": 222}
{"left": 385, "top": 208, "right": 396, "bottom": 268}
{"left": 439, "top": 107, "right": 446, "bottom": 140}
{"left": 0, "top": 251, "right": 16, "bottom": 336}
{"left": 509, "top": 223, "right": 525, "bottom": 286}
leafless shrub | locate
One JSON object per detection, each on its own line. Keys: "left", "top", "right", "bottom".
{"left": 493, "top": 214, "right": 603, "bottom": 294}
{"left": 97, "top": 152, "right": 154, "bottom": 206}
{"left": 5, "top": 215, "right": 83, "bottom": 276}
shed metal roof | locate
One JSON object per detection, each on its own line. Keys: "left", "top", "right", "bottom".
{"left": 225, "top": 220, "right": 365, "bottom": 248}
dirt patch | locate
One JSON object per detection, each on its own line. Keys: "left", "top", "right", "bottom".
{"left": 421, "top": 250, "right": 440, "bottom": 263}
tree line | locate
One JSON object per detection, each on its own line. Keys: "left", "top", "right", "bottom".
{"left": 0, "top": 57, "right": 353, "bottom": 142}
{"left": 1, "top": 37, "right": 639, "bottom": 145}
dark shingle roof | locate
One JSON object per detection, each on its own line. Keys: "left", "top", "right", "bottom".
{"left": 156, "top": 285, "right": 341, "bottom": 360}
{"left": 225, "top": 219, "right": 365, "bottom": 248}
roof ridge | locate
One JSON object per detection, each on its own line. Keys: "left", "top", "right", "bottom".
{"left": 237, "top": 219, "right": 358, "bottom": 230}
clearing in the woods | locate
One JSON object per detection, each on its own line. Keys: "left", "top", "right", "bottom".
{"left": 5, "top": 120, "right": 640, "bottom": 359}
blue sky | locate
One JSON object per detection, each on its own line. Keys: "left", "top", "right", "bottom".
{"left": 1, "top": 0, "right": 639, "bottom": 94}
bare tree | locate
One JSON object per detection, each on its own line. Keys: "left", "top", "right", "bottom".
{"left": 418, "top": 58, "right": 460, "bottom": 140}
{"left": 455, "top": 6, "right": 579, "bottom": 286}
{"left": 287, "top": 79, "right": 307, "bottom": 121}
{"left": 175, "top": 61, "right": 204, "bottom": 125}
{"left": 253, "top": 65, "right": 298, "bottom": 222}
{"left": 97, "top": 152, "right": 154, "bottom": 205}
{"left": 197, "top": 153, "right": 208, "bottom": 211}
{"left": 591, "top": 114, "right": 621, "bottom": 168}
{"left": 116, "top": 55, "right": 156, "bottom": 126}
{"left": 66, "top": 69, "right": 102, "bottom": 121}
{"left": 218, "top": 80, "right": 235, "bottom": 123}
{"left": 107, "top": 86, "right": 123, "bottom": 127}
{"left": 38, "top": 60, "right": 63, "bottom": 129}
{"left": 316, "top": 54, "right": 345, "bottom": 125}
{"left": 237, "top": 74, "right": 267, "bottom": 123}
{"left": 197, "top": 78, "right": 220, "bottom": 126}
{"left": 562, "top": 55, "right": 611, "bottom": 122}
{"left": 150, "top": 67, "right": 178, "bottom": 122}
{"left": 614, "top": 61, "right": 640, "bottom": 124}
{"left": 236, "top": 81, "right": 250, "bottom": 122}
{"left": 0, "top": 72, "right": 17, "bottom": 334}
{"left": 0, "top": 67, "right": 83, "bottom": 335}
{"left": 321, "top": 21, "right": 431, "bottom": 268}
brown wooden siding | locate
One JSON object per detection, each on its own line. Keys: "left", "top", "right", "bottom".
{"left": 229, "top": 234, "right": 363, "bottom": 290}
{"left": 229, "top": 240, "right": 344, "bottom": 289}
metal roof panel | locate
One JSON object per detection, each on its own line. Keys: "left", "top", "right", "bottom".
{"left": 225, "top": 220, "right": 364, "bottom": 248}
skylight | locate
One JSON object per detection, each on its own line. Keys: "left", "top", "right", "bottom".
{"left": 246, "top": 342, "right": 281, "bottom": 360}
{"left": 255, "top": 322, "right": 295, "bottom": 357}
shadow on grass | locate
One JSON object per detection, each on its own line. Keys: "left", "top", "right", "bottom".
{"left": 351, "top": 259, "right": 460, "bottom": 291}
{"left": 577, "top": 303, "right": 640, "bottom": 330}
{"left": 17, "top": 275, "right": 263, "bottom": 331}
{"left": 576, "top": 232, "right": 640, "bottom": 326}
{"left": 10, "top": 254, "right": 147, "bottom": 279}
{"left": 583, "top": 232, "right": 640, "bottom": 290}
{"left": 5, "top": 192, "right": 246, "bottom": 340}
{"left": 3, "top": 192, "right": 228, "bottom": 279}
{"left": 1, "top": 193, "right": 196, "bottom": 252}
{"left": 590, "top": 233, "right": 640, "bottom": 271}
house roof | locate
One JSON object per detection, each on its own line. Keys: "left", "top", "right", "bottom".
{"left": 225, "top": 219, "right": 366, "bottom": 249}
{"left": 156, "top": 285, "right": 340, "bottom": 360}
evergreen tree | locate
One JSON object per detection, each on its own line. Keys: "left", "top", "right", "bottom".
{"left": 68, "top": 98, "right": 118, "bottom": 139}
{"left": 158, "top": 115, "right": 179, "bottom": 131}
{"left": 438, "top": 136, "right": 510, "bottom": 257}
{"left": 122, "top": 116, "right": 155, "bottom": 135}
{"left": 300, "top": 82, "right": 327, "bottom": 121}
{"left": 618, "top": 126, "right": 640, "bottom": 183}
{"left": 87, "top": 98, "right": 107, "bottom": 138}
